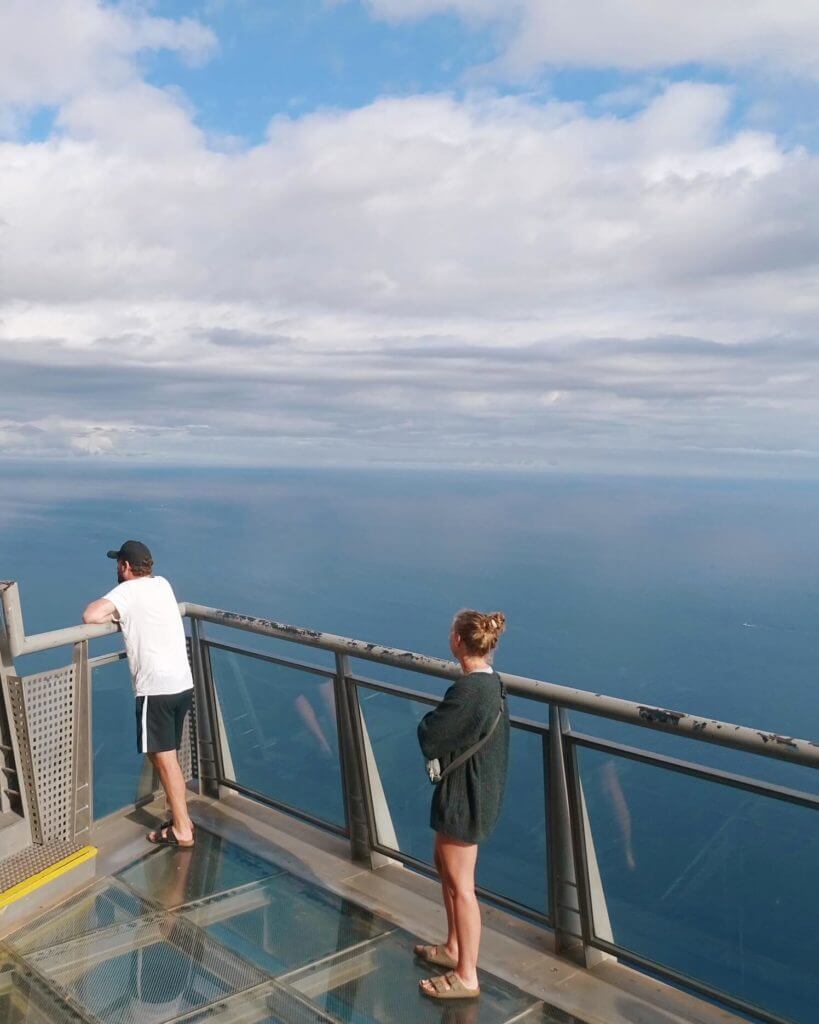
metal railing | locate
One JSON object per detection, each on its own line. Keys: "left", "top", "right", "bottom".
{"left": 1, "top": 580, "right": 817, "bottom": 1024}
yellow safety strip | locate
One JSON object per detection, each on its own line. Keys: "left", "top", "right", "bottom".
{"left": 0, "top": 846, "right": 97, "bottom": 909}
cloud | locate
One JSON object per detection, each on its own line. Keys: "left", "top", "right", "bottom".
{"left": 357, "top": 1, "right": 819, "bottom": 80}
{"left": 2, "top": 314, "right": 818, "bottom": 470}
{"left": 0, "top": 413, "right": 174, "bottom": 459}
{"left": 4, "top": 83, "right": 815, "bottom": 317}
{"left": 2, "top": 13, "right": 819, "bottom": 473}
{"left": 205, "top": 328, "right": 294, "bottom": 348}
{"left": 0, "top": 0, "right": 215, "bottom": 125}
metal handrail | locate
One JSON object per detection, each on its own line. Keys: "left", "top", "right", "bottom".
{"left": 2, "top": 579, "right": 815, "bottom": 1024}
{"left": 183, "top": 603, "right": 819, "bottom": 769}
{"left": 0, "top": 581, "right": 180, "bottom": 655}
{"left": 2, "top": 582, "right": 817, "bottom": 768}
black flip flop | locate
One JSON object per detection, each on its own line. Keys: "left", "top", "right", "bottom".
{"left": 146, "top": 819, "right": 196, "bottom": 843}
{"left": 147, "top": 824, "right": 195, "bottom": 848}
{"left": 146, "top": 819, "right": 172, "bottom": 843}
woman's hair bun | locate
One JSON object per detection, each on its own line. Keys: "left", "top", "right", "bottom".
{"left": 484, "top": 612, "right": 506, "bottom": 638}
{"left": 453, "top": 608, "right": 507, "bottom": 656}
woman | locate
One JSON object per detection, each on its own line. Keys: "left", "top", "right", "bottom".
{"left": 415, "top": 609, "right": 510, "bottom": 1000}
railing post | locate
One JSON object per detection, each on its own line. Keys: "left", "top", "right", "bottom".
{"left": 549, "top": 704, "right": 599, "bottom": 965}
{"left": 0, "top": 597, "right": 29, "bottom": 836}
{"left": 71, "top": 640, "right": 93, "bottom": 838}
{"left": 0, "top": 582, "right": 26, "bottom": 660}
{"left": 189, "top": 617, "right": 220, "bottom": 799}
{"left": 333, "top": 653, "right": 372, "bottom": 864}
{"left": 0, "top": 627, "right": 16, "bottom": 817}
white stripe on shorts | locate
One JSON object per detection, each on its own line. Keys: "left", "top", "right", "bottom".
{"left": 141, "top": 696, "right": 149, "bottom": 753}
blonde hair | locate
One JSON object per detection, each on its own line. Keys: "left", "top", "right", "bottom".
{"left": 452, "top": 609, "right": 506, "bottom": 657}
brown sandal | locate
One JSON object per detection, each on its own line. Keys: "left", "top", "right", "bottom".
{"left": 413, "top": 944, "right": 457, "bottom": 969}
{"left": 420, "top": 971, "right": 480, "bottom": 1000}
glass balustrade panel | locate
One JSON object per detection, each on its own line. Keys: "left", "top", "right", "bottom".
{"left": 356, "top": 684, "right": 549, "bottom": 916}
{"left": 92, "top": 656, "right": 156, "bottom": 820}
{"left": 575, "top": 742, "right": 818, "bottom": 1024}
{"left": 207, "top": 646, "right": 345, "bottom": 829}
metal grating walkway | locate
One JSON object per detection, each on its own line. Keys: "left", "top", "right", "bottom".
{"left": 0, "top": 825, "right": 580, "bottom": 1024}
{"left": 0, "top": 839, "right": 87, "bottom": 895}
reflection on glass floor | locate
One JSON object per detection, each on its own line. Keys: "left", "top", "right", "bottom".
{"left": 1, "top": 953, "right": 93, "bottom": 1024}
{"left": 1, "top": 826, "right": 581, "bottom": 1024}
{"left": 285, "top": 932, "right": 539, "bottom": 1024}
{"left": 117, "top": 826, "right": 285, "bottom": 910}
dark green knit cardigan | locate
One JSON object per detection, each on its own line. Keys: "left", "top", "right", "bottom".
{"left": 417, "top": 670, "right": 510, "bottom": 844}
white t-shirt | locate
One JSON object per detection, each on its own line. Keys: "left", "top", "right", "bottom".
{"left": 104, "top": 576, "right": 193, "bottom": 697}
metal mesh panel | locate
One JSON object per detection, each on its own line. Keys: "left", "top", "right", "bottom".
{"left": 179, "top": 697, "right": 195, "bottom": 783}
{"left": 0, "top": 679, "right": 21, "bottom": 817}
{"left": 27, "top": 668, "right": 75, "bottom": 841}
{"left": 8, "top": 667, "right": 76, "bottom": 843}
{"left": 182, "top": 637, "right": 198, "bottom": 782}
{"left": 28, "top": 912, "right": 270, "bottom": 1024}
{"left": 6, "top": 677, "right": 37, "bottom": 834}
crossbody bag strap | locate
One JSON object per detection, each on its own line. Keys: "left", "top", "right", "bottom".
{"left": 437, "top": 683, "right": 506, "bottom": 784}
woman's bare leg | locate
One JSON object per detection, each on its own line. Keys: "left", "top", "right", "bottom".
{"left": 435, "top": 831, "right": 459, "bottom": 961}
{"left": 420, "top": 834, "right": 479, "bottom": 993}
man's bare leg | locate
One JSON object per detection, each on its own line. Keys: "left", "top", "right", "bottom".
{"left": 147, "top": 750, "right": 194, "bottom": 842}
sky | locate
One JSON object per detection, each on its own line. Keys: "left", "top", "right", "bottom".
{"left": 2, "top": 1, "right": 819, "bottom": 475}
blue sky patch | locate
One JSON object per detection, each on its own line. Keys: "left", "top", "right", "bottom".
{"left": 143, "top": 0, "right": 496, "bottom": 142}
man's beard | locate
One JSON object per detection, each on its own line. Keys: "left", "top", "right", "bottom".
{"left": 117, "top": 567, "right": 125, "bottom": 583}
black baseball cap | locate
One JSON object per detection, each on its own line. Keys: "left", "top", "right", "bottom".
{"left": 107, "top": 540, "right": 153, "bottom": 564}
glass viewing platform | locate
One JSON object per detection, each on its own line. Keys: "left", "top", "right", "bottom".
{"left": 0, "top": 580, "right": 816, "bottom": 1024}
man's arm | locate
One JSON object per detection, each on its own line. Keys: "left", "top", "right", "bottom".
{"left": 82, "top": 598, "right": 119, "bottom": 625}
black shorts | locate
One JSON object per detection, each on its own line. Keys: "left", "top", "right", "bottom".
{"left": 135, "top": 690, "right": 193, "bottom": 754}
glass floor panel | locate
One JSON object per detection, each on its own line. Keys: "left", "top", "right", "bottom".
{"left": 24, "top": 914, "right": 270, "bottom": 1024}
{"left": 178, "top": 981, "right": 339, "bottom": 1023}
{"left": 519, "top": 1011, "right": 579, "bottom": 1024}
{"left": 184, "top": 872, "right": 393, "bottom": 976}
{"left": 3, "top": 825, "right": 582, "bottom": 1024}
{"left": 0, "top": 954, "right": 89, "bottom": 1024}
{"left": 284, "top": 931, "right": 539, "bottom": 1024}
{"left": 8, "top": 879, "right": 154, "bottom": 956}
{"left": 116, "top": 826, "right": 285, "bottom": 909}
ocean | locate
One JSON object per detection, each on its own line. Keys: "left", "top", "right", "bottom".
{"left": 3, "top": 462, "right": 818, "bottom": 734}
{"left": 1, "top": 461, "right": 816, "bottom": 1021}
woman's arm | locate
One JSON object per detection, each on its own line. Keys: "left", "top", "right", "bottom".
{"left": 418, "top": 679, "right": 486, "bottom": 759}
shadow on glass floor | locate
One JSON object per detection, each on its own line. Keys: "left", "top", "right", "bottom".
{"left": 117, "top": 825, "right": 286, "bottom": 910}
{"left": 3, "top": 825, "right": 581, "bottom": 1024}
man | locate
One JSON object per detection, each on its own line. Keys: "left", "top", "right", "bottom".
{"left": 83, "top": 540, "right": 195, "bottom": 847}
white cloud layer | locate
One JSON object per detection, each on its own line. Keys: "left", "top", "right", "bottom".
{"left": 1, "top": 2, "right": 819, "bottom": 473}
{"left": 4, "top": 83, "right": 812, "bottom": 315}
{"left": 360, "top": 0, "right": 819, "bottom": 79}
{"left": 0, "top": 0, "right": 215, "bottom": 113}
